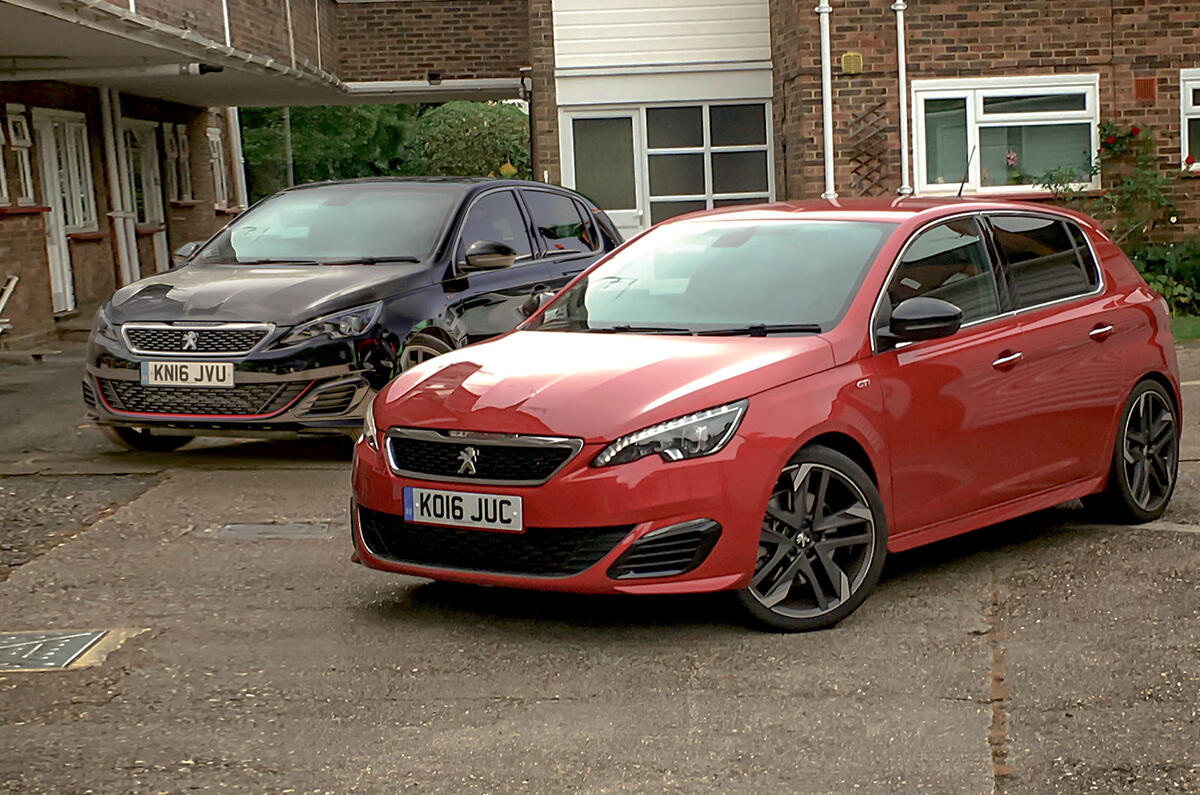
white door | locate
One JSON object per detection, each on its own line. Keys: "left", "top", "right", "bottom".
{"left": 121, "top": 121, "right": 170, "bottom": 273}
{"left": 560, "top": 111, "right": 645, "bottom": 240}
{"left": 32, "top": 117, "right": 78, "bottom": 312}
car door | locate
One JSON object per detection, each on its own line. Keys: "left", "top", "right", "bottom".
{"left": 442, "top": 188, "right": 551, "bottom": 344}
{"left": 518, "top": 188, "right": 607, "bottom": 291}
{"left": 986, "top": 213, "right": 1132, "bottom": 490}
{"left": 871, "top": 215, "right": 1033, "bottom": 536}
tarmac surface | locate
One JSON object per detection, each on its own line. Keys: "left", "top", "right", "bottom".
{"left": 0, "top": 342, "right": 1197, "bottom": 793}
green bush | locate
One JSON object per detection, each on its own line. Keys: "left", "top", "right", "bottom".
{"left": 405, "top": 101, "right": 531, "bottom": 179}
{"left": 1128, "top": 239, "right": 1200, "bottom": 315}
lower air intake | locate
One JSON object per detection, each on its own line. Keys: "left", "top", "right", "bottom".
{"left": 606, "top": 519, "right": 722, "bottom": 580}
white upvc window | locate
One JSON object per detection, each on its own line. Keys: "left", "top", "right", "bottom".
{"left": 206, "top": 127, "right": 228, "bottom": 208}
{"left": 1181, "top": 68, "right": 1200, "bottom": 171}
{"left": 912, "top": 74, "right": 1101, "bottom": 195}
{"left": 0, "top": 113, "right": 9, "bottom": 205}
{"left": 177, "top": 124, "right": 194, "bottom": 201}
{"left": 162, "top": 123, "right": 179, "bottom": 202}
{"left": 5, "top": 104, "right": 37, "bottom": 206}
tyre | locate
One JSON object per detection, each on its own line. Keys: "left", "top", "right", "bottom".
{"left": 1086, "top": 379, "right": 1179, "bottom": 523}
{"left": 735, "top": 445, "right": 887, "bottom": 632}
{"left": 398, "top": 332, "right": 454, "bottom": 372}
{"left": 100, "top": 425, "right": 193, "bottom": 452}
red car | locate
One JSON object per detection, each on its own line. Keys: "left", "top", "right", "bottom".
{"left": 351, "top": 198, "right": 1180, "bottom": 631}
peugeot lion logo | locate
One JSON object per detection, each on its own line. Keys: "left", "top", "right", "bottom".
{"left": 181, "top": 330, "right": 199, "bottom": 351}
{"left": 457, "top": 446, "right": 479, "bottom": 476}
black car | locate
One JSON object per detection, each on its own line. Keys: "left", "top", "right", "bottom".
{"left": 84, "top": 178, "right": 622, "bottom": 451}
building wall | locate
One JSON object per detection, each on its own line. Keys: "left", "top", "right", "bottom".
{"left": 769, "top": 0, "right": 1200, "bottom": 229}
{"left": 530, "top": 0, "right": 560, "bottom": 184}
{"left": 132, "top": 0, "right": 228, "bottom": 43}
{"left": 335, "top": 0, "right": 532, "bottom": 82}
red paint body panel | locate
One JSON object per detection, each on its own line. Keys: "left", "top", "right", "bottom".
{"left": 351, "top": 198, "right": 1181, "bottom": 597}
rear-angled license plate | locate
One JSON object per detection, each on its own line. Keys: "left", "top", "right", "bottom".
{"left": 404, "top": 486, "right": 523, "bottom": 532}
{"left": 140, "top": 361, "right": 234, "bottom": 388}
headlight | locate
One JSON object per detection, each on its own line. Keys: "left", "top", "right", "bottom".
{"left": 280, "top": 301, "right": 382, "bottom": 346}
{"left": 592, "top": 399, "right": 748, "bottom": 467}
{"left": 93, "top": 306, "right": 118, "bottom": 341}
{"left": 360, "top": 392, "right": 380, "bottom": 451}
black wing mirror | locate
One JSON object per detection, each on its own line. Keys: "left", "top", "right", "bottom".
{"left": 463, "top": 240, "right": 516, "bottom": 271}
{"left": 889, "top": 296, "right": 963, "bottom": 342}
{"left": 171, "top": 240, "right": 203, "bottom": 269}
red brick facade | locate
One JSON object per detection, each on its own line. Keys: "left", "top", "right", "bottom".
{"left": 769, "top": 0, "right": 1200, "bottom": 222}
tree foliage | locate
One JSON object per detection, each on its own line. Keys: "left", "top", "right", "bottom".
{"left": 404, "top": 101, "right": 532, "bottom": 179}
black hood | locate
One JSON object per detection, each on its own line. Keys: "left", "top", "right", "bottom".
{"left": 105, "top": 263, "right": 432, "bottom": 325}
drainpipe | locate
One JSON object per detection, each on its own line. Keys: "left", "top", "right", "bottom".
{"left": 220, "top": 0, "right": 249, "bottom": 209}
{"left": 816, "top": 0, "right": 837, "bottom": 200}
{"left": 100, "top": 88, "right": 137, "bottom": 285}
{"left": 892, "top": 1, "right": 913, "bottom": 195}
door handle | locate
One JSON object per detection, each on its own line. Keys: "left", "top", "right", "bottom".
{"left": 992, "top": 351, "right": 1023, "bottom": 369}
{"left": 1088, "top": 324, "right": 1114, "bottom": 341}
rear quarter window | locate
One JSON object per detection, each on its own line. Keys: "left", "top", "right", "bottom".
{"left": 989, "top": 215, "right": 1099, "bottom": 309}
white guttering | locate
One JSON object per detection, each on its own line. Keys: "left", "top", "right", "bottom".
{"left": 220, "top": 0, "right": 249, "bottom": 210}
{"left": 893, "top": 1, "right": 912, "bottom": 194}
{"left": 0, "top": 63, "right": 219, "bottom": 81}
{"left": 343, "top": 77, "right": 524, "bottom": 99}
{"left": 100, "top": 87, "right": 138, "bottom": 286}
{"left": 816, "top": 0, "right": 837, "bottom": 199}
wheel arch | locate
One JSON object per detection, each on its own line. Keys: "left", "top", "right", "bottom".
{"left": 1136, "top": 369, "right": 1181, "bottom": 417}
{"left": 797, "top": 431, "right": 879, "bottom": 487}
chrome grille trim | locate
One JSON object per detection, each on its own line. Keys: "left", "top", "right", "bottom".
{"left": 120, "top": 322, "right": 275, "bottom": 357}
{"left": 384, "top": 427, "right": 585, "bottom": 486}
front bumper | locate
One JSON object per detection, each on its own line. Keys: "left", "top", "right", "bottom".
{"left": 84, "top": 330, "right": 382, "bottom": 436}
{"left": 349, "top": 428, "right": 784, "bottom": 595}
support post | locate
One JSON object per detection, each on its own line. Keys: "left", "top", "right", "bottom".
{"left": 816, "top": 0, "right": 837, "bottom": 200}
{"left": 893, "top": 1, "right": 913, "bottom": 195}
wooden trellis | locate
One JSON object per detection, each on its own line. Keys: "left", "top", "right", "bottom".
{"left": 846, "top": 100, "right": 890, "bottom": 197}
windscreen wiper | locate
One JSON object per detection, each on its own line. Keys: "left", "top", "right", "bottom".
{"left": 697, "top": 323, "right": 823, "bottom": 336}
{"left": 321, "top": 256, "right": 422, "bottom": 265}
{"left": 590, "top": 324, "right": 696, "bottom": 334}
{"left": 232, "top": 258, "right": 322, "bottom": 265}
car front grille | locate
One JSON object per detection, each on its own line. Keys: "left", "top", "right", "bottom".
{"left": 606, "top": 519, "right": 722, "bottom": 580}
{"left": 97, "top": 378, "right": 309, "bottom": 416}
{"left": 123, "top": 325, "right": 270, "bottom": 355}
{"left": 81, "top": 378, "right": 97, "bottom": 411}
{"left": 385, "top": 429, "right": 583, "bottom": 485}
{"left": 357, "top": 506, "right": 633, "bottom": 577}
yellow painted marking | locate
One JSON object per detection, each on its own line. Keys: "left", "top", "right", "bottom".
{"left": 1181, "top": 379, "right": 1200, "bottom": 387}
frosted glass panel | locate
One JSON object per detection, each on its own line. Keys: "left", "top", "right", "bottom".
{"left": 711, "top": 104, "right": 766, "bottom": 146}
{"left": 979, "top": 123, "right": 1091, "bottom": 186}
{"left": 647, "top": 107, "right": 702, "bottom": 148}
{"left": 572, "top": 117, "right": 636, "bottom": 211}
{"left": 924, "top": 98, "right": 968, "bottom": 185}
{"left": 712, "top": 151, "right": 768, "bottom": 193}
{"left": 648, "top": 153, "right": 704, "bottom": 196}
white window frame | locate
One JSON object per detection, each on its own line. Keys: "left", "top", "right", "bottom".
{"left": 176, "top": 124, "right": 194, "bottom": 201}
{"left": 0, "top": 112, "right": 9, "bottom": 206}
{"left": 912, "top": 74, "right": 1101, "bottom": 196}
{"left": 162, "top": 123, "right": 179, "bottom": 202}
{"left": 206, "top": 127, "right": 228, "bottom": 209}
{"left": 1181, "top": 68, "right": 1200, "bottom": 172}
{"left": 6, "top": 104, "right": 36, "bottom": 206}
{"left": 33, "top": 108, "right": 99, "bottom": 231}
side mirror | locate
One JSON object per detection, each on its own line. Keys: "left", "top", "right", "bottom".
{"left": 171, "top": 241, "right": 203, "bottom": 269}
{"left": 520, "top": 291, "right": 553, "bottom": 318}
{"left": 889, "top": 296, "right": 963, "bottom": 342}
{"left": 463, "top": 240, "right": 516, "bottom": 271}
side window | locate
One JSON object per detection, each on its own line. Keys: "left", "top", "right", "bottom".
{"left": 990, "top": 215, "right": 1098, "bottom": 309}
{"left": 881, "top": 217, "right": 1000, "bottom": 328}
{"left": 521, "top": 190, "right": 596, "bottom": 255}
{"left": 457, "top": 191, "right": 533, "bottom": 262}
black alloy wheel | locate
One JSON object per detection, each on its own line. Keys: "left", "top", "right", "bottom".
{"left": 100, "top": 425, "right": 193, "bottom": 452}
{"left": 1089, "top": 380, "right": 1178, "bottom": 523}
{"left": 736, "top": 446, "right": 887, "bottom": 632}
{"left": 397, "top": 333, "right": 453, "bottom": 372}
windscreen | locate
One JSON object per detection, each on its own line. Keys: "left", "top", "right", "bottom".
{"left": 526, "top": 219, "right": 894, "bottom": 333}
{"left": 192, "top": 184, "right": 460, "bottom": 264}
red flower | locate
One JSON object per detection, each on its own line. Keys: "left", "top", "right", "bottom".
{"left": 1130, "top": 126, "right": 1140, "bottom": 136}
{"left": 1187, "top": 154, "right": 1196, "bottom": 166}
{"left": 1105, "top": 135, "right": 1117, "bottom": 145}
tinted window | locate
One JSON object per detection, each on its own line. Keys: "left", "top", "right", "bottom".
{"left": 990, "top": 215, "right": 1098, "bottom": 308}
{"left": 882, "top": 217, "right": 999, "bottom": 326}
{"left": 522, "top": 190, "right": 596, "bottom": 254}
{"left": 528, "top": 220, "right": 894, "bottom": 333}
{"left": 458, "top": 191, "right": 533, "bottom": 260}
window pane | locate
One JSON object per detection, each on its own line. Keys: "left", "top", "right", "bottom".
{"left": 712, "top": 151, "right": 768, "bottom": 193}
{"left": 710, "top": 104, "right": 766, "bottom": 146}
{"left": 885, "top": 218, "right": 998, "bottom": 324}
{"left": 991, "top": 215, "right": 1094, "bottom": 308}
{"left": 979, "top": 123, "right": 1091, "bottom": 186}
{"left": 572, "top": 117, "right": 636, "bottom": 211}
{"left": 648, "top": 153, "right": 704, "bottom": 196}
{"left": 981, "top": 94, "right": 1087, "bottom": 114}
{"left": 459, "top": 190, "right": 533, "bottom": 259}
{"left": 1189, "top": 118, "right": 1200, "bottom": 164}
{"left": 713, "top": 197, "right": 767, "bottom": 208}
{"left": 1192, "top": 88, "right": 1200, "bottom": 106}
{"left": 924, "top": 98, "right": 968, "bottom": 185}
{"left": 650, "top": 200, "right": 705, "bottom": 225}
{"left": 647, "top": 106, "right": 703, "bottom": 148}
{"left": 522, "top": 190, "right": 596, "bottom": 254}
{"left": 53, "top": 123, "right": 75, "bottom": 226}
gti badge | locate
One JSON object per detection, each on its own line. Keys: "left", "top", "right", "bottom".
{"left": 457, "top": 446, "right": 479, "bottom": 476}
{"left": 182, "top": 330, "right": 199, "bottom": 351}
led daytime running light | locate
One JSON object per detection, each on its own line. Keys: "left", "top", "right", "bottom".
{"left": 592, "top": 400, "right": 747, "bottom": 467}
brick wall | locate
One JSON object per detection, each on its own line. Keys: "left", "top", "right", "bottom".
{"left": 0, "top": 213, "right": 54, "bottom": 347}
{"left": 228, "top": 0, "right": 294, "bottom": 66}
{"left": 126, "top": 0, "right": 228, "bottom": 43}
{"left": 769, "top": 0, "right": 1200, "bottom": 230}
{"left": 529, "top": 0, "right": 559, "bottom": 184}
{"left": 335, "top": 0, "right": 531, "bottom": 82}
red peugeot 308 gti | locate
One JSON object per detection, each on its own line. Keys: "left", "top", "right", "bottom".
{"left": 351, "top": 199, "right": 1180, "bottom": 631}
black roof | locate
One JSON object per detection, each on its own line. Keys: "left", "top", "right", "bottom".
{"left": 281, "top": 176, "right": 571, "bottom": 195}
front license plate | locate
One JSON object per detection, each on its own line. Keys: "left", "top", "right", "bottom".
{"left": 404, "top": 486, "right": 523, "bottom": 532}
{"left": 140, "top": 361, "right": 235, "bottom": 388}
